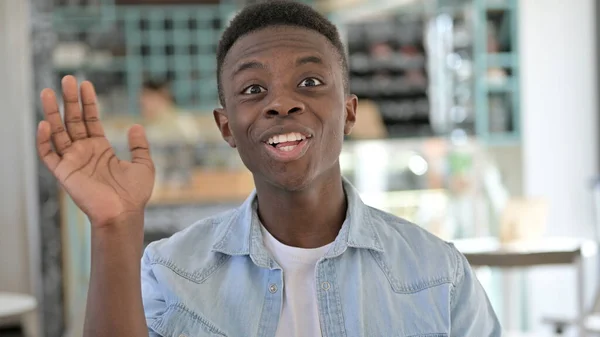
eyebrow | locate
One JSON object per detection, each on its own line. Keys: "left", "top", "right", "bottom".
{"left": 230, "top": 56, "right": 324, "bottom": 79}
{"left": 296, "top": 56, "right": 323, "bottom": 66}
{"left": 231, "top": 61, "right": 266, "bottom": 79}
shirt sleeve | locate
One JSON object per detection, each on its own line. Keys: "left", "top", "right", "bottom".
{"left": 449, "top": 245, "right": 502, "bottom": 336}
{"left": 141, "top": 247, "right": 167, "bottom": 337}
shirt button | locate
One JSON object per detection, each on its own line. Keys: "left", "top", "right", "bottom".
{"left": 269, "top": 283, "right": 278, "bottom": 293}
{"left": 321, "top": 281, "right": 331, "bottom": 291}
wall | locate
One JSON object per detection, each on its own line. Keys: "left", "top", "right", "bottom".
{"left": 0, "top": 1, "right": 45, "bottom": 333}
{"left": 0, "top": 1, "right": 51, "bottom": 335}
{"left": 519, "top": 0, "right": 598, "bottom": 333}
{"left": 0, "top": 0, "right": 35, "bottom": 296}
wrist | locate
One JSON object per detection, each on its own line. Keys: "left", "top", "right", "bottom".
{"left": 91, "top": 211, "right": 145, "bottom": 250}
{"left": 91, "top": 210, "right": 145, "bottom": 229}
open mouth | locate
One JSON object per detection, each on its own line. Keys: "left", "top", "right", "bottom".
{"left": 262, "top": 131, "right": 313, "bottom": 162}
{"left": 266, "top": 132, "right": 311, "bottom": 152}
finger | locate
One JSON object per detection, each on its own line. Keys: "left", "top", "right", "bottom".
{"left": 36, "top": 121, "right": 61, "bottom": 172}
{"left": 41, "top": 88, "right": 72, "bottom": 155}
{"left": 80, "top": 81, "right": 105, "bottom": 137}
{"left": 128, "top": 125, "right": 153, "bottom": 169}
{"left": 62, "top": 76, "right": 88, "bottom": 141}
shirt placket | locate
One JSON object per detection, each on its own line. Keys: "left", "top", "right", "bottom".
{"left": 316, "top": 258, "right": 347, "bottom": 337}
{"left": 256, "top": 268, "right": 283, "bottom": 337}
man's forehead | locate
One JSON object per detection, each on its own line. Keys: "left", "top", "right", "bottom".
{"left": 223, "top": 26, "right": 335, "bottom": 68}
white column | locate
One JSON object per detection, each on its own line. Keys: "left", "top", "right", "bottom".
{"left": 519, "top": 0, "right": 598, "bottom": 333}
{"left": 0, "top": 0, "right": 42, "bottom": 334}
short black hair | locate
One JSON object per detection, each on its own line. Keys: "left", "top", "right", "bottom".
{"left": 216, "top": 0, "right": 348, "bottom": 106}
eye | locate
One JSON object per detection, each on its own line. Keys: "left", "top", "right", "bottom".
{"left": 298, "top": 77, "right": 323, "bottom": 87}
{"left": 242, "top": 85, "right": 266, "bottom": 95}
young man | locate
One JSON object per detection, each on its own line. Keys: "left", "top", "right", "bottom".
{"left": 36, "top": 1, "right": 500, "bottom": 337}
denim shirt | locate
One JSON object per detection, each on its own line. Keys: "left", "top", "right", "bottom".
{"left": 141, "top": 179, "right": 501, "bottom": 337}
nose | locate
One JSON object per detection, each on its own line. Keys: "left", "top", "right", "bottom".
{"left": 262, "top": 93, "right": 305, "bottom": 117}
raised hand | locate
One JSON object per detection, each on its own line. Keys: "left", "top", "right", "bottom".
{"left": 37, "top": 76, "right": 155, "bottom": 228}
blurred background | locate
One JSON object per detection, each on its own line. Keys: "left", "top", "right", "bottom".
{"left": 0, "top": 0, "right": 599, "bottom": 336}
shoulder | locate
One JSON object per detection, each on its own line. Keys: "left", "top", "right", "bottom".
{"left": 368, "top": 206, "right": 457, "bottom": 256}
{"left": 144, "top": 209, "right": 239, "bottom": 273}
{"left": 367, "top": 206, "right": 462, "bottom": 290}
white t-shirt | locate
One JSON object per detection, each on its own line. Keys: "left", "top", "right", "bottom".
{"left": 261, "top": 226, "right": 333, "bottom": 337}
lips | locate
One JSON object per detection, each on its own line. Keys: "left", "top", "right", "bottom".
{"left": 259, "top": 127, "right": 314, "bottom": 162}
{"left": 263, "top": 137, "right": 311, "bottom": 162}
{"left": 267, "top": 132, "right": 307, "bottom": 146}
{"left": 259, "top": 125, "right": 314, "bottom": 144}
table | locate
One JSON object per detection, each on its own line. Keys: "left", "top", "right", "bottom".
{"left": 0, "top": 292, "right": 37, "bottom": 337}
{"left": 453, "top": 237, "right": 597, "bottom": 337}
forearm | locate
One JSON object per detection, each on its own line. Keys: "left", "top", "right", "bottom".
{"left": 84, "top": 215, "right": 148, "bottom": 337}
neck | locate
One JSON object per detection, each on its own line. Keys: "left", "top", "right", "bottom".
{"left": 254, "top": 165, "right": 347, "bottom": 249}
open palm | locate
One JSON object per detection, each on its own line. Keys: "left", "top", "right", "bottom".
{"left": 37, "top": 76, "right": 155, "bottom": 227}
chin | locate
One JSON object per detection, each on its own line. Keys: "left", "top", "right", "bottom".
{"left": 269, "top": 171, "right": 315, "bottom": 192}
{"left": 243, "top": 150, "right": 340, "bottom": 193}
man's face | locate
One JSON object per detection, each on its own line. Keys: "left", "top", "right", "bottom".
{"left": 215, "top": 26, "right": 357, "bottom": 191}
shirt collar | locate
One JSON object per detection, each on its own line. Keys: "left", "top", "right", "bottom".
{"left": 211, "top": 177, "right": 384, "bottom": 266}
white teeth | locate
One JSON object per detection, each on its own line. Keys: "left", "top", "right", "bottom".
{"left": 280, "top": 145, "right": 296, "bottom": 152}
{"left": 267, "top": 132, "right": 308, "bottom": 145}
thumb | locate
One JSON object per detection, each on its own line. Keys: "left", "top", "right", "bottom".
{"left": 128, "top": 124, "right": 153, "bottom": 168}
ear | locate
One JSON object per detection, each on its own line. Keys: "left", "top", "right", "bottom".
{"left": 213, "top": 108, "right": 236, "bottom": 148}
{"left": 344, "top": 94, "right": 358, "bottom": 135}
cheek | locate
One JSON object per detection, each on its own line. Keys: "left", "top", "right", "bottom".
{"left": 328, "top": 108, "right": 348, "bottom": 153}
{"left": 227, "top": 111, "right": 249, "bottom": 140}
{"left": 227, "top": 113, "right": 261, "bottom": 164}
{"left": 328, "top": 106, "right": 348, "bottom": 136}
